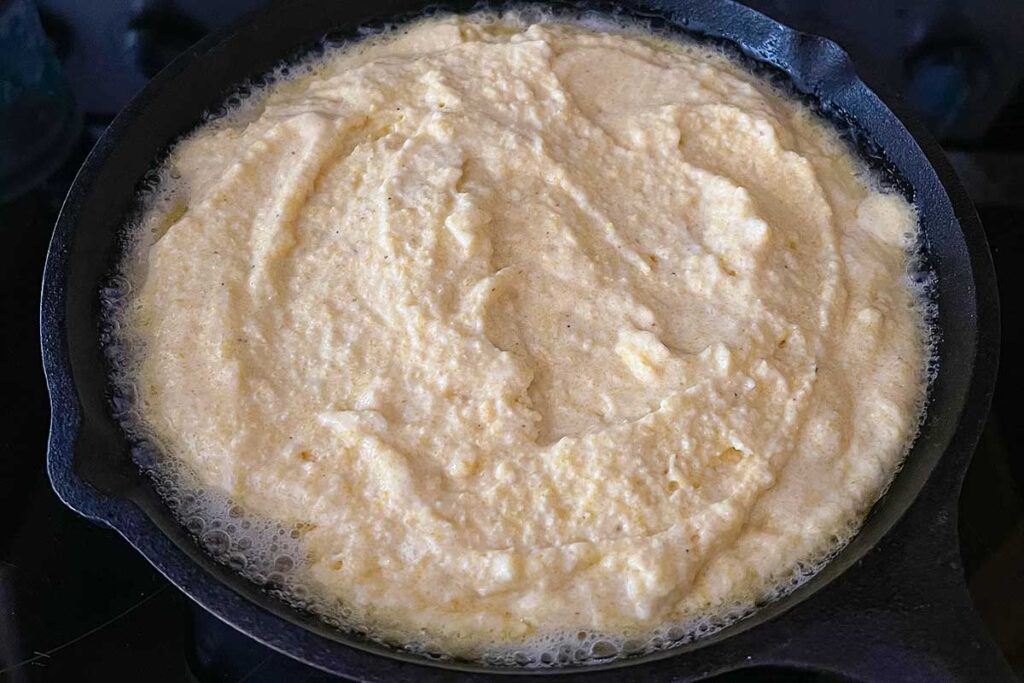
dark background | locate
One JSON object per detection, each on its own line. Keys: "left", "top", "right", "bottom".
{"left": 1, "top": 0, "right": 1022, "bottom": 680}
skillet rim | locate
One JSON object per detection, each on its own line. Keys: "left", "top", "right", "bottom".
{"left": 41, "top": 0, "right": 999, "bottom": 677}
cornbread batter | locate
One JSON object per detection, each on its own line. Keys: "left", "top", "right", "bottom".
{"left": 121, "top": 15, "right": 928, "bottom": 660}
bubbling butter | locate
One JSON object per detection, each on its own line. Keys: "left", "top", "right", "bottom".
{"left": 109, "top": 12, "right": 931, "bottom": 666}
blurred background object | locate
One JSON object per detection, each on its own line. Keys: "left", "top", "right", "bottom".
{"left": 0, "top": 0, "right": 79, "bottom": 202}
{"left": 1, "top": 0, "right": 1022, "bottom": 680}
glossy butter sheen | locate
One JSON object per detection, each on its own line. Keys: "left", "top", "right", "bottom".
{"left": 127, "top": 16, "right": 926, "bottom": 654}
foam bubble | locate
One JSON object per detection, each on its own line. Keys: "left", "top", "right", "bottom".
{"left": 99, "top": 5, "right": 939, "bottom": 671}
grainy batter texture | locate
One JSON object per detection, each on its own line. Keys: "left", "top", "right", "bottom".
{"left": 126, "top": 16, "right": 926, "bottom": 657}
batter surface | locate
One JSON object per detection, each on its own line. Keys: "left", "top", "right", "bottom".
{"left": 122, "top": 15, "right": 928, "bottom": 660}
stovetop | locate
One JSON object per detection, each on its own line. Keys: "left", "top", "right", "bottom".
{"left": 1, "top": 0, "right": 1022, "bottom": 680}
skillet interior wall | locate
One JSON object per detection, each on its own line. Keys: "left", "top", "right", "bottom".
{"left": 46, "top": 0, "right": 974, "bottom": 675}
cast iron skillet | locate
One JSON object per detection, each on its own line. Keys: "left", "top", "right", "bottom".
{"left": 41, "top": 0, "right": 1014, "bottom": 679}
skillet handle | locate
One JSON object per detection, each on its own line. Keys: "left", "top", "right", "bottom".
{"left": 735, "top": 490, "right": 1016, "bottom": 681}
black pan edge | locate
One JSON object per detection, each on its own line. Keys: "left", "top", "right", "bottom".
{"left": 41, "top": 0, "right": 1002, "bottom": 679}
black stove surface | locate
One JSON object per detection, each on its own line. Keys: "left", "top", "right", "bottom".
{"left": 1, "top": 1, "right": 1022, "bottom": 681}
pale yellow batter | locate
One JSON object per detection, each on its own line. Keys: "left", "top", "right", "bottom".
{"left": 123, "top": 15, "right": 927, "bottom": 660}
